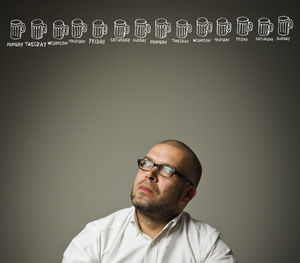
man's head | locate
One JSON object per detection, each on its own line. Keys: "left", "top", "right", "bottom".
{"left": 131, "top": 139, "right": 202, "bottom": 222}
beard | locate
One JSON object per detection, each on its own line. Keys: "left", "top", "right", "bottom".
{"left": 130, "top": 185, "right": 184, "bottom": 223}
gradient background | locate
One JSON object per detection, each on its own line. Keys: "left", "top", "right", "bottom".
{"left": 2, "top": 1, "right": 300, "bottom": 262}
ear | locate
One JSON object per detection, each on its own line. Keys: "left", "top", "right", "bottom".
{"left": 182, "top": 186, "right": 196, "bottom": 202}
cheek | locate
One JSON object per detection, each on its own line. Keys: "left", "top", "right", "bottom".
{"left": 136, "top": 170, "right": 145, "bottom": 180}
{"left": 158, "top": 181, "right": 178, "bottom": 195}
{"left": 137, "top": 169, "right": 144, "bottom": 176}
{"left": 165, "top": 183, "right": 184, "bottom": 198}
{"left": 133, "top": 171, "right": 144, "bottom": 185}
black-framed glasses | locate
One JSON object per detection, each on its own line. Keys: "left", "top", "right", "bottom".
{"left": 137, "top": 158, "right": 194, "bottom": 186}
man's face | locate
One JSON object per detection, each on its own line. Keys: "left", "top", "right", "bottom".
{"left": 131, "top": 143, "right": 195, "bottom": 220}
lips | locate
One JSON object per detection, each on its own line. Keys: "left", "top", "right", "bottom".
{"left": 139, "top": 185, "right": 154, "bottom": 194}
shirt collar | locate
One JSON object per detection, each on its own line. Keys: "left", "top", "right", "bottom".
{"left": 130, "top": 207, "right": 141, "bottom": 237}
{"left": 130, "top": 206, "right": 183, "bottom": 238}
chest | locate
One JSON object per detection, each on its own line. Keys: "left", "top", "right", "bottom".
{"left": 101, "top": 226, "right": 201, "bottom": 263}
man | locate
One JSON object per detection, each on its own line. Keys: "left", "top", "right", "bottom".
{"left": 62, "top": 139, "right": 237, "bottom": 262}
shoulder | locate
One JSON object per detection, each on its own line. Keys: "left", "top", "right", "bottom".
{"left": 180, "top": 212, "right": 221, "bottom": 254}
{"left": 85, "top": 206, "right": 134, "bottom": 234}
{"left": 63, "top": 207, "right": 135, "bottom": 262}
{"left": 180, "top": 212, "right": 237, "bottom": 262}
{"left": 181, "top": 211, "right": 220, "bottom": 237}
{"left": 66, "top": 207, "right": 134, "bottom": 250}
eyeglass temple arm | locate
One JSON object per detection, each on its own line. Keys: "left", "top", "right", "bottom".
{"left": 175, "top": 171, "right": 194, "bottom": 186}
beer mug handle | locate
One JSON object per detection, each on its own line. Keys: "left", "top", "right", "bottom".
{"left": 227, "top": 22, "right": 232, "bottom": 33}
{"left": 146, "top": 24, "right": 151, "bottom": 34}
{"left": 43, "top": 23, "right": 47, "bottom": 34}
{"left": 269, "top": 22, "right": 274, "bottom": 33}
{"left": 208, "top": 22, "right": 213, "bottom": 33}
{"left": 248, "top": 21, "right": 253, "bottom": 32}
{"left": 83, "top": 23, "right": 87, "bottom": 33}
{"left": 187, "top": 24, "right": 192, "bottom": 33}
{"left": 104, "top": 24, "right": 108, "bottom": 35}
{"left": 64, "top": 25, "right": 69, "bottom": 36}
{"left": 125, "top": 24, "right": 130, "bottom": 34}
{"left": 21, "top": 23, "right": 26, "bottom": 33}
{"left": 289, "top": 19, "right": 293, "bottom": 29}
{"left": 167, "top": 22, "right": 171, "bottom": 33}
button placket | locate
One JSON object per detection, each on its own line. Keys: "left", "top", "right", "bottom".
{"left": 144, "top": 239, "right": 159, "bottom": 263}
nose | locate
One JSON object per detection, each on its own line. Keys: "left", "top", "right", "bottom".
{"left": 145, "top": 167, "right": 159, "bottom": 183}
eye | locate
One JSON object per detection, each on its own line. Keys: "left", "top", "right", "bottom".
{"left": 143, "top": 160, "right": 153, "bottom": 168}
{"left": 159, "top": 165, "right": 173, "bottom": 177}
{"left": 163, "top": 166, "right": 172, "bottom": 173}
{"left": 144, "top": 160, "right": 152, "bottom": 166}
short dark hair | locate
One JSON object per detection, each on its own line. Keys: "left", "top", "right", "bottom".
{"left": 159, "top": 139, "right": 202, "bottom": 187}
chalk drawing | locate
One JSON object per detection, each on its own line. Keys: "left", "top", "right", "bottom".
{"left": 258, "top": 17, "right": 274, "bottom": 36}
{"left": 114, "top": 19, "right": 130, "bottom": 38}
{"left": 134, "top": 19, "right": 151, "bottom": 38}
{"left": 92, "top": 20, "right": 108, "bottom": 38}
{"left": 31, "top": 19, "right": 47, "bottom": 40}
{"left": 278, "top": 15, "right": 293, "bottom": 36}
{"left": 176, "top": 19, "right": 192, "bottom": 38}
{"left": 10, "top": 19, "right": 26, "bottom": 40}
{"left": 237, "top": 16, "right": 253, "bottom": 36}
{"left": 216, "top": 17, "right": 231, "bottom": 36}
{"left": 71, "top": 18, "right": 87, "bottom": 38}
{"left": 196, "top": 17, "right": 213, "bottom": 37}
{"left": 53, "top": 20, "right": 69, "bottom": 40}
{"left": 155, "top": 18, "right": 171, "bottom": 39}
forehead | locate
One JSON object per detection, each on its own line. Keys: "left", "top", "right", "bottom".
{"left": 145, "top": 144, "right": 187, "bottom": 168}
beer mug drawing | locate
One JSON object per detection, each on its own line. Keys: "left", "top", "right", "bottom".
{"left": 92, "top": 19, "right": 108, "bottom": 38}
{"left": 71, "top": 18, "right": 87, "bottom": 38}
{"left": 216, "top": 17, "right": 231, "bottom": 36}
{"left": 10, "top": 19, "right": 26, "bottom": 40}
{"left": 258, "top": 17, "right": 273, "bottom": 36}
{"left": 155, "top": 18, "right": 171, "bottom": 39}
{"left": 196, "top": 17, "right": 213, "bottom": 37}
{"left": 134, "top": 18, "right": 151, "bottom": 38}
{"left": 176, "top": 19, "right": 192, "bottom": 38}
{"left": 114, "top": 19, "right": 130, "bottom": 38}
{"left": 278, "top": 15, "right": 293, "bottom": 36}
{"left": 31, "top": 19, "right": 47, "bottom": 40}
{"left": 236, "top": 16, "right": 253, "bottom": 36}
{"left": 53, "top": 20, "right": 69, "bottom": 40}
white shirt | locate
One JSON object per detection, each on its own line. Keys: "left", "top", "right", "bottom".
{"left": 62, "top": 207, "right": 237, "bottom": 263}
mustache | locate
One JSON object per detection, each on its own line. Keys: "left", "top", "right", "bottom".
{"left": 138, "top": 180, "right": 159, "bottom": 194}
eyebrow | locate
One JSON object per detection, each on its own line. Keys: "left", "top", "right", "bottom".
{"left": 144, "top": 156, "right": 174, "bottom": 168}
{"left": 143, "top": 156, "right": 193, "bottom": 185}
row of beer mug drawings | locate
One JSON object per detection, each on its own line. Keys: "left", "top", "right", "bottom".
{"left": 10, "top": 16, "right": 293, "bottom": 40}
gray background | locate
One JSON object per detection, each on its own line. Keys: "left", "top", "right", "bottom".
{"left": 2, "top": 1, "right": 299, "bottom": 262}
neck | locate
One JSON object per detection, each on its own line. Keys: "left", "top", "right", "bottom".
{"left": 136, "top": 209, "right": 167, "bottom": 238}
{"left": 135, "top": 209, "right": 180, "bottom": 239}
